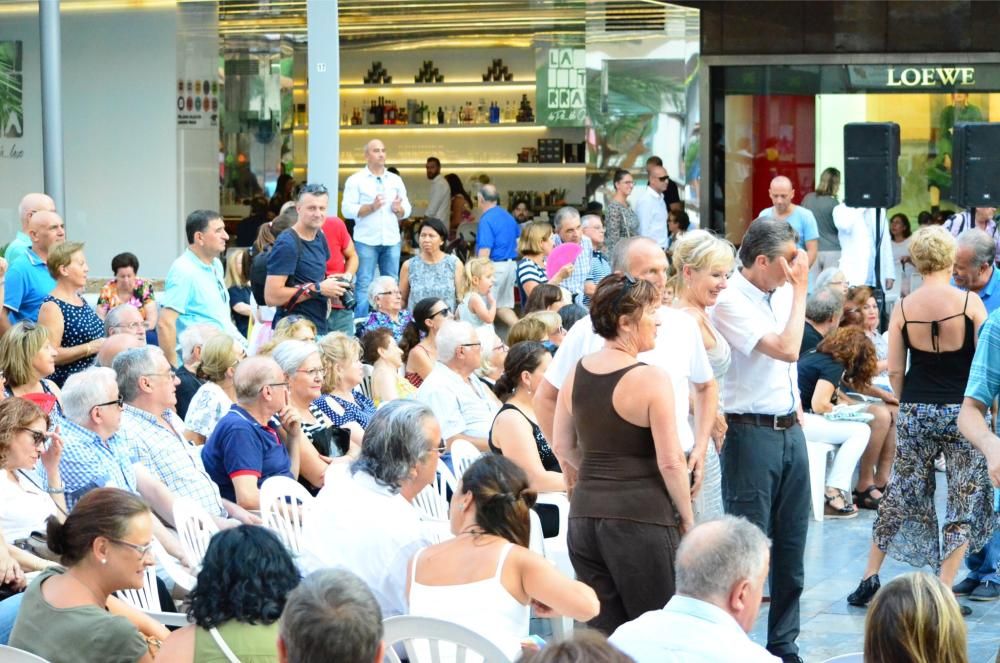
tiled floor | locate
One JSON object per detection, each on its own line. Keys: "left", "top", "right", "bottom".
{"left": 748, "top": 473, "right": 1000, "bottom": 662}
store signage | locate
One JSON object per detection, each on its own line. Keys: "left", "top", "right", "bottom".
{"left": 0, "top": 40, "right": 24, "bottom": 160}
{"left": 886, "top": 66, "right": 975, "bottom": 88}
{"left": 536, "top": 46, "right": 586, "bottom": 127}
{"left": 176, "top": 78, "right": 219, "bottom": 128}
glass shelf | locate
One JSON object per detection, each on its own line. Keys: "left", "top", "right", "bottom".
{"left": 338, "top": 162, "right": 585, "bottom": 171}
{"left": 336, "top": 123, "right": 549, "bottom": 132}
{"left": 340, "top": 81, "right": 536, "bottom": 93}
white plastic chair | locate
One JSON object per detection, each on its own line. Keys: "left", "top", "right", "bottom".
{"left": 114, "top": 564, "right": 190, "bottom": 627}
{"left": 172, "top": 496, "right": 220, "bottom": 569}
{"left": 260, "top": 475, "right": 316, "bottom": 554}
{"left": 449, "top": 438, "right": 482, "bottom": 481}
{"left": 806, "top": 441, "right": 836, "bottom": 521}
{"left": 152, "top": 537, "right": 195, "bottom": 594}
{"left": 0, "top": 645, "right": 52, "bottom": 662}
{"left": 413, "top": 470, "right": 452, "bottom": 522}
{"left": 381, "top": 615, "right": 511, "bottom": 663}
{"left": 359, "top": 363, "right": 375, "bottom": 401}
{"left": 533, "top": 492, "right": 573, "bottom": 639}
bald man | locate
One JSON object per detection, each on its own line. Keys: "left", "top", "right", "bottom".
{"left": 758, "top": 176, "right": 819, "bottom": 267}
{"left": 8, "top": 193, "right": 55, "bottom": 267}
{"left": 2, "top": 210, "right": 65, "bottom": 331}
{"left": 341, "top": 138, "right": 411, "bottom": 317}
{"left": 94, "top": 332, "right": 143, "bottom": 368}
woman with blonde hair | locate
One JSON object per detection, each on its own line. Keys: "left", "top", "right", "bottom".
{"left": 507, "top": 315, "right": 548, "bottom": 347}
{"left": 864, "top": 572, "right": 968, "bottom": 663}
{"left": 37, "top": 242, "right": 105, "bottom": 387}
{"left": 184, "top": 334, "right": 244, "bottom": 444}
{"left": 314, "top": 332, "right": 376, "bottom": 437}
{"left": 801, "top": 166, "right": 842, "bottom": 279}
{"left": 848, "top": 225, "right": 992, "bottom": 614}
{"left": 516, "top": 222, "right": 572, "bottom": 303}
{"left": 0, "top": 322, "right": 62, "bottom": 416}
{"left": 258, "top": 315, "right": 317, "bottom": 355}
{"left": 671, "top": 229, "right": 735, "bottom": 522}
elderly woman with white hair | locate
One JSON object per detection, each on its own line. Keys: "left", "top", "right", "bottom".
{"left": 415, "top": 319, "right": 500, "bottom": 451}
{"left": 271, "top": 340, "right": 357, "bottom": 493}
{"left": 474, "top": 325, "right": 508, "bottom": 393}
{"left": 360, "top": 275, "right": 413, "bottom": 343}
{"left": 815, "top": 266, "right": 849, "bottom": 297}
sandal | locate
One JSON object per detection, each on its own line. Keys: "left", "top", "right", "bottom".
{"left": 852, "top": 485, "right": 882, "bottom": 510}
{"left": 824, "top": 491, "right": 859, "bottom": 519}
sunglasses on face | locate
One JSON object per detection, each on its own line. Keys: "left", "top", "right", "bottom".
{"left": 18, "top": 427, "right": 47, "bottom": 447}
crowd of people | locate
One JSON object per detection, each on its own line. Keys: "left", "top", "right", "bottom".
{"left": 0, "top": 149, "right": 998, "bottom": 663}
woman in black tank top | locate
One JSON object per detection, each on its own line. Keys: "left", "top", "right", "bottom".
{"left": 552, "top": 274, "right": 694, "bottom": 635}
{"left": 848, "top": 226, "right": 994, "bottom": 613}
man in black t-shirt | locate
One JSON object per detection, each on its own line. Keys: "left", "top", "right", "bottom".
{"left": 265, "top": 183, "right": 350, "bottom": 334}
{"left": 802, "top": 287, "right": 845, "bottom": 354}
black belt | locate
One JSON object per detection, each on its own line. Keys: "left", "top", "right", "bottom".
{"left": 726, "top": 412, "right": 797, "bottom": 430}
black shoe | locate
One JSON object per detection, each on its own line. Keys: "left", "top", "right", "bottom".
{"left": 847, "top": 574, "right": 880, "bottom": 606}
{"left": 969, "top": 580, "right": 1000, "bottom": 602}
{"left": 952, "top": 577, "right": 981, "bottom": 596}
{"left": 960, "top": 603, "right": 972, "bottom": 617}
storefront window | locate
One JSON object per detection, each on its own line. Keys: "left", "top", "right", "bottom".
{"left": 712, "top": 63, "right": 1000, "bottom": 244}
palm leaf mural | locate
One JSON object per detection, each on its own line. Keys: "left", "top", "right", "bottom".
{"left": 0, "top": 41, "right": 23, "bottom": 139}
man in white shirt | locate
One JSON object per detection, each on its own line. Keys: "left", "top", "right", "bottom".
{"left": 634, "top": 164, "right": 670, "bottom": 248}
{"left": 709, "top": 217, "right": 809, "bottom": 663}
{"left": 415, "top": 320, "right": 499, "bottom": 451}
{"left": 422, "top": 156, "right": 451, "bottom": 223}
{"left": 298, "top": 400, "right": 441, "bottom": 618}
{"left": 610, "top": 516, "right": 779, "bottom": 663}
{"left": 832, "top": 203, "right": 895, "bottom": 291}
{"left": 535, "top": 236, "right": 716, "bottom": 493}
{"left": 341, "top": 139, "right": 412, "bottom": 317}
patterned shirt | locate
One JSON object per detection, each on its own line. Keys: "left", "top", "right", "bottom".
{"left": 560, "top": 236, "right": 593, "bottom": 299}
{"left": 118, "top": 405, "right": 227, "bottom": 517}
{"left": 96, "top": 278, "right": 156, "bottom": 318}
{"left": 56, "top": 416, "right": 137, "bottom": 510}
{"left": 184, "top": 382, "right": 234, "bottom": 439}
{"left": 582, "top": 249, "right": 611, "bottom": 307}
{"left": 966, "top": 311, "right": 1000, "bottom": 407}
{"left": 313, "top": 391, "right": 377, "bottom": 430}
{"left": 361, "top": 310, "right": 413, "bottom": 344}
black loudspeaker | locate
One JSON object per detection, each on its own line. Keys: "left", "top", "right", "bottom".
{"left": 844, "top": 123, "right": 900, "bottom": 208}
{"left": 952, "top": 123, "right": 1000, "bottom": 207}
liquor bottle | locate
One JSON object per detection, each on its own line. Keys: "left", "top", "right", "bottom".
{"left": 367, "top": 99, "right": 377, "bottom": 125}
{"left": 437, "top": 106, "right": 445, "bottom": 124}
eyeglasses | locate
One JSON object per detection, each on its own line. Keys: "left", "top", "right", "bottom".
{"left": 378, "top": 290, "right": 402, "bottom": 296}
{"left": 143, "top": 370, "right": 177, "bottom": 381}
{"left": 112, "top": 322, "right": 145, "bottom": 331}
{"left": 460, "top": 342, "right": 482, "bottom": 349}
{"left": 611, "top": 274, "right": 639, "bottom": 313}
{"left": 17, "top": 428, "right": 47, "bottom": 447}
{"left": 429, "top": 307, "right": 451, "bottom": 319}
{"left": 261, "top": 382, "right": 290, "bottom": 393}
{"left": 299, "top": 183, "right": 329, "bottom": 196}
{"left": 655, "top": 176, "right": 669, "bottom": 182}
{"left": 296, "top": 368, "right": 326, "bottom": 378}
{"left": 109, "top": 539, "right": 154, "bottom": 559}
{"left": 494, "top": 342, "right": 509, "bottom": 353}
{"left": 433, "top": 439, "right": 447, "bottom": 454}
{"left": 92, "top": 394, "right": 125, "bottom": 411}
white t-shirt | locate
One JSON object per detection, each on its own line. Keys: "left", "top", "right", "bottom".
{"left": 0, "top": 470, "right": 59, "bottom": 541}
{"left": 415, "top": 362, "right": 499, "bottom": 441}
{"left": 544, "top": 306, "right": 713, "bottom": 453}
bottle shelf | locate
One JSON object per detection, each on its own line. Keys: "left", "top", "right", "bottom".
{"left": 338, "top": 162, "right": 585, "bottom": 172}
{"left": 337, "top": 123, "right": 551, "bottom": 132}
{"left": 340, "top": 81, "right": 535, "bottom": 93}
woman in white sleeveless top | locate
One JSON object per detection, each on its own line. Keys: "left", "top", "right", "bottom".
{"left": 406, "top": 455, "right": 598, "bottom": 660}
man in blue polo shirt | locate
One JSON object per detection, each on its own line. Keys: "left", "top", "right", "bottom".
{"left": 476, "top": 183, "right": 520, "bottom": 329}
{"left": 202, "top": 356, "right": 305, "bottom": 511}
{"left": 158, "top": 210, "right": 244, "bottom": 367}
{"left": 2, "top": 210, "right": 64, "bottom": 333}
{"left": 758, "top": 176, "right": 819, "bottom": 269}
{"left": 953, "top": 228, "right": 1000, "bottom": 315}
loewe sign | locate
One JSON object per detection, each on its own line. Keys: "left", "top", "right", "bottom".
{"left": 887, "top": 67, "right": 976, "bottom": 88}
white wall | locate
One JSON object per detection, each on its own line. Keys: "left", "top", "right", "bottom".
{"left": 815, "top": 94, "right": 868, "bottom": 189}
{"left": 0, "top": 4, "right": 217, "bottom": 279}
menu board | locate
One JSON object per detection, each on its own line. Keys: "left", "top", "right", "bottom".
{"left": 536, "top": 44, "right": 586, "bottom": 127}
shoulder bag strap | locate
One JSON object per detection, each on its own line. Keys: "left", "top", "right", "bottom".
{"left": 208, "top": 627, "right": 243, "bottom": 663}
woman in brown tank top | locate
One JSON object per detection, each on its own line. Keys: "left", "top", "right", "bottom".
{"left": 552, "top": 273, "right": 695, "bottom": 635}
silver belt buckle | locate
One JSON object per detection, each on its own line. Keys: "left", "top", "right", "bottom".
{"left": 772, "top": 415, "right": 782, "bottom": 430}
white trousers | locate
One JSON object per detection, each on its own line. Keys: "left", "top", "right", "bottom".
{"left": 803, "top": 413, "right": 871, "bottom": 492}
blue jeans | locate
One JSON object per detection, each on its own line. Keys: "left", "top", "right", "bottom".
{"left": 354, "top": 242, "right": 401, "bottom": 318}
{"left": 0, "top": 593, "right": 23, "bottom": 645}
{"left": 965, "top": 489, "right": 1000, "bottom": 584}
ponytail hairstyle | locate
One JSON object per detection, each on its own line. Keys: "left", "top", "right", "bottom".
{"left": 463, "top": 257, "right": 494, "bottom": 293}
{"left": 46, "top": 487, "right": 150, "bottom": 567}
{"left": 493, "top": 340, "right": 549, "bottom": 402}
{"left": 459, "top": 455, "right": 536, "bottom": 548}
{"left": 400, "top": 298, "right": 444, "bottom": 362}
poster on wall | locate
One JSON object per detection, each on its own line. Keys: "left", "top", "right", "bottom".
{"left": 176, "top": 78, "right": 219, "bottom": 128}
{"left": 535, "top": 39, "right": 585, "bottom": 127}
{"left": 0, "top": 40, "right": 24, "bottom": 161}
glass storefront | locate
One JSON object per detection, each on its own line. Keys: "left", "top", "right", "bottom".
{"left": 710, "top": 62, "right": 1000, "bottom": 243}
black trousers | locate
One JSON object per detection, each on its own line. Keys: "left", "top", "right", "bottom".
{"left": 721, "top": 420, "right": 810, "bottom": 658}
{"left": 568, "top": 516, "right": 681, "bottom": 635}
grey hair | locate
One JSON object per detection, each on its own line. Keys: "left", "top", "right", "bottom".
{"left": 366, "top": 275, "right": 398, "bottom": 308}
{"left": 113, "top": 346, "right": 164, "bottom": 404}
{"left": 581, "top": 214, "right": 602, "bottom": 230}
{"left": 271, "top": 340, "right": 320, "bottom": 376}
{"left": 806, "top": 287, "right": 845, "bottom": 324}
{"left": 676, "top": 515, "right": 771, "bottom": 602}
{"left": 61, "top": 367, "right": 119, "bottom": 426}
{"left": 611, "top": 235, "right": 661, "bottom": 274}
{"left": 553, "top": 206, "right": 580, "bottom": 231}
{"left": 738, "top": 218, "right": 799, "bottom": 268}
{"left": 234, "top": 356, "right": 281, "bottom": 403}
{"left": 178, "top": 323, "right": 220, "bottom": 362}
{"left": 436, "top": 319, "right": 474, "bottom": 364}
{"left": 104, "top": 304, "right": 141, "bottom": 337}
{"left": 957, "top": 228, "right": 996, "bottom": 268}
{"left": 479, "top": 183, "right": 499, "bottom": 203}
{"left": 280, "top": 569, "right": 383, "bottom": 663}
{"left": 814, "top": 267, "right": 845, "bottom": 292}
{"left": 351, "top": 399, "right": 435, "bottom": 491}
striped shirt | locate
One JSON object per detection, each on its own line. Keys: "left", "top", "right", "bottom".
{"left": 56, "top": 416, "right": 137, "bottom": 510}
{"left": 583, "top": 249, "right": 612, "bottom": 307}
{"left": 118, "top": 405, "right": 227, "bottom": 517}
